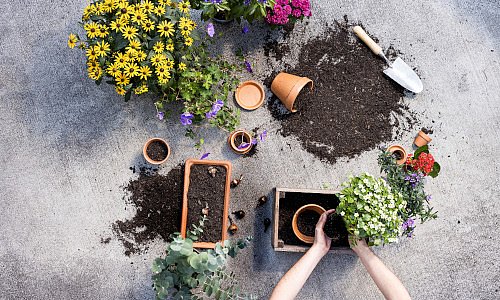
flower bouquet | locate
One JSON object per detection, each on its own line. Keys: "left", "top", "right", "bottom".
{"left": 68, "top": 0, "right": 240, "bottom": 132}
{"left": 266, "top": 0, "right": 311, "bottom": 25}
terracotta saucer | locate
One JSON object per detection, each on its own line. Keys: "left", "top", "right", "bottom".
{"left": 235, "top": 80, "right": 265, "bottom": 110}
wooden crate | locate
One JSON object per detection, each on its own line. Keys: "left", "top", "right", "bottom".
{"left": 273, "top": 187, "right": 353, "bottom": 254}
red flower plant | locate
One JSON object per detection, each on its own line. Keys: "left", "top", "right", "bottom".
{"left": 406, "top": 152, "right": 435, "bottom": 175}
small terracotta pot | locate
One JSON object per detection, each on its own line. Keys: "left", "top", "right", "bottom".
{"left": 387, "top": 144, "right": 407, "bottom": 165}
{"left": 271, "top": 72, "right": 313, "bottom": 112}
{"left": 414, "top": 130, "right": 432, "bottom": 147}
{"left": 143, "top": 138, "right": 171, "bottom": 165}
{"left": 228, "top": 129, "right": 253, "bottom": 155}
{"left": 292, "top": 204, "right": 326, "bottom": 244}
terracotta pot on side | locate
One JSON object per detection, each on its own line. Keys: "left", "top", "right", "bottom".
{"left": 414, "top": 130, "right": 432, "bottom": 147}
{"left": 292, "top": 204, "right": 326, "bottom": 244}
{"left": 228, "top": 129, "right": 253, "bottom": 155}
{"left": 387, "top": 144, "right": 408, "bottom": 165}
{"left": 143, "top": 138, "right": 171, "bottom": 165}
{"left": 271, "top": 72, "right": 313, "bottom": 112}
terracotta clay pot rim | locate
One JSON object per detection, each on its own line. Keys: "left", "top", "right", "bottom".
{"left": 143, "top": 138, "right": 171, "bottom": 165}
{"left": 387, "top": 144, "right": 407, "bottom": 165}
{"left": 292, "top": 204, "right": 326, "bottom": 244}
{"left": 285, "top": 77, "right": 313, "bottom": 112}
{"left": 228, "top": 129, "right": 252, "bottom": 154}
{"left": 418, "top": 131, "right": 432, "bottom": 142}
{"left": 235, "top": 80, "right": 265, "bottom": 110}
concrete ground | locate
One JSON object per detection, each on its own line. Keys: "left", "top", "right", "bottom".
{"left": 1, "top": 0, "right": 499, "bottom": 299}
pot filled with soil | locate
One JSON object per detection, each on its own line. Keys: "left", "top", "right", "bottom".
{"left": 292, "top": 204, "right": 326, "bottom": 244}
{"left": 143, "top": 138, "right": 171, "bottom": 165}
{"left": 271, "top": 72, "right": 313, "bottom": 112}
{"left": 228, "top": 129, "right": 253, "bottom": 155}
{"left": 181, "top": 159, "right": 232, "bottom": 249}
{"left": 414, "top": 128, "right": 433, "bottom": 147}
{"left": 387, "top": 144, "right": 407, "bottom": 165}
{"left": 323, "top": 213, "right": 349, "bottom": 244}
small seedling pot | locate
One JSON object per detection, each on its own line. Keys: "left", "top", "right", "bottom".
{"left": 228, "top": 129, "right": 253, "bottom": 154}
{"left": 292, "top": 204, "right": 326, "bottom": 244}
{"left": 143, "top": 138, "right": 171, "bottom": 165}
{"left": 387, "top": 144, "right": 407, "bottom": 165}
{"left": 271, "top": 72, "right": 313, "bottom": 112}
{"left": 414, "top": 130, "right": 432, "bottom": 147}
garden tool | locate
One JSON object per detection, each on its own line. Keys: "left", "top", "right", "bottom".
{"left": 353, "top": 26, "right": 423, "bottom": 93}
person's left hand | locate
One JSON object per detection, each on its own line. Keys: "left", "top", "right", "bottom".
{"left": 311, "top": 209, "right": 336, "bottom": 257}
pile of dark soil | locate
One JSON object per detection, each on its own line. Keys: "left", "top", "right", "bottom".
{"left": 112, "top": 165, "right": 184, "bottom": 256}
{"left": 278, "top": 192, "right": 349, "bottom": 248}
{"left": 266, "top": 22, "right": 416, "bottom": 163}
{"left": 187, "top": 164, "right": 227, "bottom": 243}
{"left": 146, "top": 140, "right": 169, "bottom": 161}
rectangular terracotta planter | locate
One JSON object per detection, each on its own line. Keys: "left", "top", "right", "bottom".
{"left": 181, "top": 159, "right": 232, "bottom": 249}
{"left": 273, "top": 187, "right": 353, "bottom": 254}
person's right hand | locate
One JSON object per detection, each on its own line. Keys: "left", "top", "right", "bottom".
{"left": 349, "top": 237, "right": 370, "bottom": 256}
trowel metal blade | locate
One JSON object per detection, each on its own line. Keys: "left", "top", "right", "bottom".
{"left": 383, "top": 57, "right": 423, "bottom": 93}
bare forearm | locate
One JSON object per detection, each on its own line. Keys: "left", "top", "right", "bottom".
{"left": 269, "top": 247, "right": 324, "bottom": 300}
{"left": 356, "top": 247, "right": 411, "bottom": 300}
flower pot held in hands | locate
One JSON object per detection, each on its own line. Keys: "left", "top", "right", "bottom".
{"left": 387, "top": 144, "right": 407, "bottom": 165}
{"left": 228, "top": 129, "right": 253, "bottom": 155}
{"left": 143, "top": 138, "right": 171, "bottom": 165}
{"left": 414, "top": 130, "right": 432, "bottom": 147}
{"left": 292, "top": 204, "right": 326, "bottom": 244}
{"left": 271, "top": 72, "right": 313, "bottom": 112}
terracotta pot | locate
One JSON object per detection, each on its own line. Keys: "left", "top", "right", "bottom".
{"left": 387, "top": 144, "right": 408, "bottom": 165}
{"left": 235, "top": 80, "right": 265, "bottom": 110}
{"left": 292, "top": 204, "right": 326, "bottom": 244}
{"left": 271, "top": 72, "right": 313, "bottom": 112}
{"left": 414, "top": 130, "right": 432, "bottom": 147}
{"left": 228, "top": 129, "right": 253, "bottom": 155}
{"left": 181, "top": 159, "right": 232, "bottom": 249}
{"left": 143, "top": 138, "right": 171, "bottom": 165}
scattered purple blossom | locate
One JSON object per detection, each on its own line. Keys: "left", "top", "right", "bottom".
{"left": 206, "top": 99, "right": 224, "bottom": 119}
{"left": 242, "top": 25, "right": 249, "bottom": 34}
{"left": 426, "top": 195, "right": 432, "bottom": 201}
{"left": 157, "top": 111, "right": 164, "bottom": 120}
{"left": 238, "top": 142, "right": 250, "bottom": 150}
{"left": 259, "top": 130, "right": 268, "bottom": 142}
{"left": 205, "top": 0, "right": 223, "bottom": 3}
{"left": 244, "top": 0, "right": 250, "bottom": 5}
{"left": 251, "top": 138, "right": 258, "bottom": 145}
{"left": 200, "top": 152, "right": 210, "bottom": 160}
{"left": 244, "top": 60, "right": 253, "bottom": 73}
{"left": 206, "top": 22, "right": 215, "bottom": 37}
{"left": 180, "top": 112, "right": 193, "bottom": 126}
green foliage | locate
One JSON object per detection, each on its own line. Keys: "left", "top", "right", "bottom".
{"left": 192, "top": 0, "right": 276, "bottom": 23}
{"left": 336, "top": 173, "right": 406, "bottom": 246}
{"left": 152, "top": 216, "right": 254, "bottom": 300}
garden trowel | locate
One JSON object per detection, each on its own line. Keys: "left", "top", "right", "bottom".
{"left": 353, "top": 26, "right": 423, "bottom": 93}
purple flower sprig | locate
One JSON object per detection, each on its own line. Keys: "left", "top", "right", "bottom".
{"left": 206, "top": 99, "right": 224, "bottom": 119}
{"left": 157, "top": 111, "right": 165, "bottom": 121}
{"left": 200, "top": 152, "right": 210, "bottom": 160}
{"left": 244, "top": 60, "right": 253, "bottom": 73}
{"left": 401, "top": 218, "right": 416, "bottom": 237}
{"left": 206, "top": 22, "right": 215, "bottom": 37}
{"left": 180, "top": 112, "right": 194, "bottom": 126}
{"left": 404, "top": 172, "right": 424, "bottom": 188}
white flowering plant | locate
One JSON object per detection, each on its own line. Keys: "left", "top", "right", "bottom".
{"left": 336, "top": 173, "right": 406, "bottom": 246}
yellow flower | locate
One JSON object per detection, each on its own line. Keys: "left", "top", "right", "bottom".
{"left": 154, "top": 5, "right": 165, "bottom": 16}
{"left": 178, "top": 1, "right": 190, "bottom": 14}
{"left": 127, "top": 39, "right": 141, "bottom": 51}
{"left": 155, "top": 63, "right": 170, "bottom": 77}
{"left": 157, "top": 21, "right": 174, "bottom": 37}
{"left": 164, "top": 59, "right": 174, "bottom": 70}
{"left": 84, "top": 22, "right": 99, "bottom": 39}
{"left": 124, "top": 62, "right": 140, "bottom": 78}
{"left": 115, "top": 71, "right": 130, "bottom": 85}
{"left": 131, "top": 11, "right": 147, "bottom": 25}
{"left": 139, "top": 65, "right": 152, "bottom": 80}
{"left": 85, "top": 46, "right": 99, "bottom": 60}
{"left": 142, "top": 0, "right": 154, "bottom": 12}
{"left": 82, "top": 5, "right": 94, "bottom": 21}
{"left": 126, "top": 48, "right": 138, "bottom": 61}
{"left": 114, "top": 52, "right": 130, "bottom": 67}
{"left": 153, "top": 41, "right": 164, "bottom": 53}
{"left": 110, "top": 19, "right": 126, "bottom": 32}
{"left": 135, "top": 50, "right": 147, "bottom": 62}
{"left": 67, "top": 33, "right": 78, "bottom": 48}
{"left": 158, "top": 73, "right": 171, "bottom": 84}
{"left": 142, "top": 20, "right": 155, "bottom": 32}
{"left": 178, "top": 62, "right": 187, "bottom": 71}
{"left": 159, "top": 0, "right": 172, "bottom": 6}
{"left": 97, "top": 40, "right": 110, "bottom": 57}
{"left": 116, "top": 86, "right": 127, "bottom": 96}
{"left": 116, "top": 3, "right": 132, "bottom": 19}
{"left": 106, "top": 63, "right": 121, "bottom": 77}
{"left": 184, "top": 37, "right": 194, "bottom": 46}
{"left": 88, "top": 66, "right": 103, "bottom": 80}
{"left": 121, "top": 25, "right": 138, "bottom": 40}
{"left": 150, "top": 53, "right": 166, "bottom": 66}
{"left": 134, "top": 84, "right": 148, "bottom": 95}
{"left": 87, "top": 60, "right": 99, "bottom": 69}
{"left": 165, "top": 43, "right": 174, "bottom": 52}
{"left": 100, "top": 1, "right": 114, "bottom": 13}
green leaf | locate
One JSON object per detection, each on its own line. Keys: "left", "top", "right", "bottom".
{"left": 428, "top": 162, "right": 441, "bottom": 178}
{"left": 414, "top": 145, "right": 429, "bottom": 158}
{"left": 113, "top": 33, "right": 128, "bottom": 51}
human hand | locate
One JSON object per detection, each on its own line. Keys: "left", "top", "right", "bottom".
{"left": 349, "top": 236, "right": 371, "bottom": 257}
{"left": 310, "top": 209, "right": 336, "bottom": 257}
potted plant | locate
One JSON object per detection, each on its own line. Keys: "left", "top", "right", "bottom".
{"left": 152, "top": 216, "right": 254, "bottom": 299}
{"left": 387, "top": 144, "right": 407, "bottom": 165}
{"left": 378, "top": 145, "right": 440, "bottom": 237}
{"left": 292, "top": 204, "right": 326, "bottom": 244}
{"left": 265, "top": 0, "right": 312, "bottom": 26}
{"left": 191, "top": 0, "right": 275, "bottom": 23}
{"left": 68, "top": 0, "right": 240, "bottom": 134}
{"left": 336, "top": 173, "right": 406, "bottom": 246}
{"left": 143, "top": 138, "right": 171, "bottom": 164}
{"left": 414, "top": 128, "right": 433, "bottom": 147}
{"left": 181, "top": 159, "right": 232, "bottom": 249}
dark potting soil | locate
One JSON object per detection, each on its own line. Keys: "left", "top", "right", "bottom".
{"left": 266, "top": 22, "right": 417, "bottom": 164}
{"left": 296, "top": 210, "right": 320, "bottom": 237}
{"left": 323, "top": 214, "right": 349, "bottom": 245}
{"left": 146, "top": 141, "right": 169, "bottom": 161}
{"left": 112, "top": 165, "right": 184, "bottom": 256}
{"left": 278, "top": 192, "right": 349, "bottom": 248}
{"left": 187, "top": 164, "right": 227, "bottom": 243}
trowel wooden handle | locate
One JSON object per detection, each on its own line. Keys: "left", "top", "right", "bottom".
{"left": 353, "top": 26, "right": 382, "bottom": 56}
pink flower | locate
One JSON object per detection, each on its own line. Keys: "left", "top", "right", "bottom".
{"left": 303, "top": 9, "right": 311, "bottom": 16}
{"left": 274, "top": 4, "right": 283, "bottom": 13}
{"left": 291, "top": 0, "right": 301, "bottom": 7}
{"left": 284, "top": 5, "right": 292, "bottom": 14}
{"left": 292, "top": 8, "right": 302, "bottom": 17}
{"left": 277, "top": 0, "right": 288, "bottom": 5}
